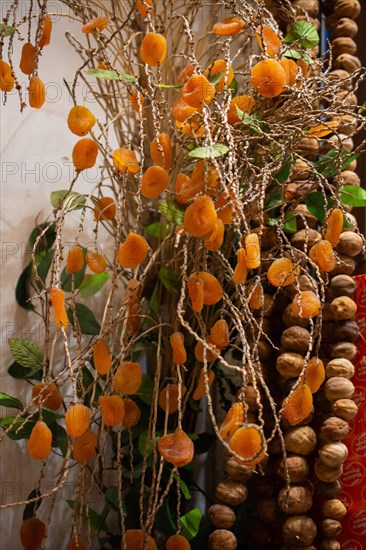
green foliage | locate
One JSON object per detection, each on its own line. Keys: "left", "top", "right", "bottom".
{"left": 28, "top": 222, "right": 56, "bottom": 254}
{"left": 8, "top": 338, "right": 43, "bottom": 371}
{"left": 15, "top": 264, "right": 34, "bottom": 310}
{"left": 0, "top": 392, "right": 23, "bottom": 410}
{"left": 80, "top": 272, "right": 109, "bottom": 297}
{"left": 67, "top": 303, "right": 101, "bottom": 335}
{"left": 284, "top": 21, "right": 319, "bottom": 48}
{"left": 0, "top": 417, "right": 35, "bottom": 440}
{"left": 315, "top": 150, "right": 359, "bottom": 178}
{"left": 159, "top": 265, "right": 179, "bottom": 293}
{"left": 86, "top": 67, "right": 137, "bottom": 83}
{"left": 180, "top": 508, "right": 203, "bottom": 540}
{"left": 50, "top": 190, "right": 86, "bottom": 210}
{"left": 36, "top": 249, "right": 55, "bottom": 284}
{"left": 66, "top": 500, "right": 107, "bottom": 531}
{"left": 50, "top": 423, "right": 68, "bottom": 457}
{"left": 23, "top": 489, "right": 42, "bottom": 521}
{"left": 8, "top": 361, "right": 42, "bottom": 381}
{"left": 341, "top": 185, "right": 366, "bottom": 207}
{"left": 0, "top": 24, "right": 16, "bottom": 37}
{"left": 188, "top": 144, "right": 229, "bottom": 159}
{"left": 159, "top": 200, "right": 185, "bottom": 224}
{"left": 144, "top": 221, "right": 169, "bottom": 238}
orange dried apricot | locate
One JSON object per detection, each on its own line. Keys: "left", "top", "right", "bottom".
{"left": 113, "top": 148, "right": 139, "bottom": 174}
{"left": 50, "top": 288, "right": 68, "bottom": 328}
{"left": 205, "top": 59, "right": 234, "bottom": 93}
{"left": 67, "top": 537, "right": 86, "bottom": 550}
{"left": 210, "top": 319, "right": 229, "bottom": 349}
{"left": 67, "top": 106, "right": 96, "bottom": 136}
{"left": 170, "top": 331, "right": 187, "bottom": 364}
{"left": 187, "top": 276, "right": 204, "bottom": 313}
{"left": 279, "top": 58, "right": 299, "bottom": 86}
{"left": 99, "top": 395, "right": 125, "bottom": 426}
{"left": 86, "top": 250, "right": 107, "bottom": 274}
{"left": 251, "top": 59, "right": 285, "bottom": 98}
{"left": 125, "top": 530, "right": 157, "bottom": 550}
{"left": 93, "top": 338, "right": 112, "bottom": 375}
{"left": 27, "top": 421, "right": 52, "bottom": 461}
{"left": 245, "top": 233, "right": 260, "bottom": 269}
{"left": 20, "top": 517, "right": 46, "bottom": 550}
{"left": 72, "top": 138, "right": 98, "bottom": 171}
{"left": 308, "top": 121, "right": 338, "bottom": 138}
{"left": 126, "top": 303, "right": 141, "bottom": 335}
{"left": 192, "top": 369, "right": 215, "bottom": 400}
{"left": 150, "top": 133, "right": 173, "bottom": 170}
{"left": 325, "top": 208, "right": 344, "bottom": 247}
{"left": 233, "top": 249, "right": 247, "bottom": 284}
{"left": 189, "top": 272, "right": 223, "bottom": 307}
{"left": 309, "top": 239, "right": 336, "bottom": 272}
{"left": 291, "top": 291, "right": 321, "bottom": 318}
{"left": 140, "top": 32, "right": 167, "bottom": 66}
{"left": 122, "top": 399, "right": 141, "bottom": 427}
{"left": 204, "top": 218, "right": 224, "bottom": 251}
{"left": 82, "top": 16, "right": 109, "bottom": 33}
{"left": 213, "top": 17, "right": 245, "bottom": 36}
{"left": 256, "top": 24, "right": 282, "bottom": 57}
{"left": 215, "top": 190, "right": 235, "bottom": 225}
{"left": 123, "top": 279, "right": 139, "bottom": 306}
{"left": 158, "top": 427, "right": 194, "bottom": 467}
{"left": 141, "top": 166, "right": 169, "bottom": 199}
{"left": 297, "top": 59, "right": 310, "bottom": 77}
{"left": 195, "top": 337, "right": 219, "bottom": 363}
{"left": 136, "top": 0, "right": 154, "bottom": 17}
{"left": 249, "top": 281, "right": 263, "bottom": 310}
{"left": 118, "top": 233, "right": 148, "bottom": 268}
{"left": 32, "top": 383, "right": 62, "bottom": 410}
{"left": 190, "top": 160, "right": 219, "bottom": 190}
{"left": 38, "top": 14, "right": 52, "bottom": 47}
{"left": 172, "top": 97, "right": 197, "bottom": 123}
{"left": 175, "top": 173, "right": 196, "bottom": 204}
{"left": 178, "top": 62, "right": 195, "bottom": 84}
{"left": 113, "top": 361, "right": 142, "bottom": 394}
{"left": 166, "top": 534, "right": 191, "bottom": 550}
{"left": 282, "top": 384, "right": 313, "bottom": 426}
{"left": 176, "top": 116, "right": 206, "bottom": 138}
{"left": 0, "top": 60, "right": 14, "bottom": 92}
{"left": 94, "top": 197, "right": 116, "bottom": 220}
{"left": 65, "top": 404, "right": 90, "bottom": 437}
{"left": 220, "top": 402, "right": 247, "bottom": 440}
{"left": 228, "top": 95, "right": 256, "bottom": 124}
{"left": 19, "top": 43, "right": 36, "bottom": 75}
{"left": 183, "top": 195, "right": 217, "bottom": 237}
{"left": 128, "top": 90, "right": 144, "bottom": 113}
{"left": 73, "top": 429, "right": 97, "bottom": 462}
{"left": 301, "top": 358, "right": 325, "bottom": 394}
{"left": 267, "top": 258, "right": 300, "bottom": 287}
{"left": 66, "top": 246, "right": 84, "bottom": 274}
{"left": 229, "top": 424, "right": 266, "bottom": 466}
{"left": 29, "top": 76, "right": 46, "bottom": 109}
{"left": 181, "top": 74, "right": 215, "bottom": 108}
{"left": 159, "top": 384, "right": 187, "bottom": 414}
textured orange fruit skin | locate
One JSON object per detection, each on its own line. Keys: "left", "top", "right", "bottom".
{"left": 172, "top": 97, "right": 197, "bottom": 122}
{"left": 123, "top": 279, "right": 139, "bottom": 306}
{"left": 67, "top": 106, "right": 96, "bottom": 136}
{"left": 204, "top": 218, "right": 225, "bottom": 251}
{"left": 67, "top": 536, "right": 86, "bottom": 550}
{"left": 140, "top": 32, "right": 167, "bottom": 66}
{"left": 94, "top": 197, "right": 116, "bottom": 220}
{"left": 170, "top": 331, "right": 187, "bottom": 364}
{"left": 38, "top": 14, "right": 52, "bottom": 47}
{"left": 205, "top": 59, "right": 234, "bottom": 92}
{"left": 251, "top": 59, "right": 285, "bottom": 98}
{"left": 136, "top": 0, "right": 154, "bottom": 17}
{"left": 113, "top": 361, "right": 142, "bottom": 394}
{"left": 183, "top": 195, "right": 217, "bottom": 237}
{"left": 228, "top": 95, "right": 256, "bottom": 124}
{"left": 267, "top": 258, "right": 299, "bottom": 287}
{"left": 220, "top": 402, "right": 247, "bottom": 440}
{"left": 29, "top": 76, "right": 46, "bottom": 109}
{"left": 249, "top": 282, "right": 263, "bottom": 310}
{"left": 65, "top": 404, "right": 90, "bottom": 437}
{"left": 181, "top": 74, "right": 215, "bottom": 108}
{"left": 118, "top": 232, "right": 148, "bottom": 268}
{"left": 66, "top": 246, "right": 84, "bottom": 273}
{"left": 256, "top": 24, "right": 282, "bottom": 57}
{"left": 279, "top": 58, "right": 299, "bottom": 86}
{"left": 124, "top": 530, "right": 157, "bottom": 550}
{"left": 32, "top": 383, "right": 62, "bottom": 410}
{"left": 50, "top": 288, "right": 68, "bottom": 328}
{"left": 82, "top": 16, "right": 109, "bottom": 33}
{"left": 73, "top": 429, "right": 98, "bottom": 462}
{"left": 192, "top": 369, "right": 215, "bottom": 400}
{"left": 122, "top": 399, "right": 141, "bottom": 427}
{"left": 150, "top": 133, "right": 173, "bottom": 170}
{"left": 301, "top": 358, "right": 325, "bottom": 394}
{"left": 213, "top": 17, "right": 245, "bottom": 36}
{"left": 0, "top": 60, "right": 15, "bottom": 92}
{"left": 113, "top": 148, "right": 139, "bottom": 174}
{"left": 27, "top": 421, "right": 52, "bottom": 461}
{"left": 19, "top": 43, "right": 36, "bottom": 75}
{"left": 282, "top": 384, "right": 313, "bottom": 426}
{"left": 178, "top": 62, "right": 195, "bottom": 84}
{"left": 210, "top": 319, "right": 229, "bottom": 349}
{"left": 215, "top": 190, "right": 235, "bottom": 224}
{"left": 128, "top": 90, "right": 144, "bottom": 113}
{"left": 309, "top": 239, "right": 336, "bottom": 272}
{"left": 166, "top": 534, "right": 191, "bottom": 550}
{"left": 245, "top": 233, "right": 260, "bottom": 269}
{"left": 187, "top": 276, "right": 204, "bottom": 313}
{"left": 291, "top": 291, "right": 321, "bottom": 318}
{"left": 20, "top": 517, "right": 46, "bottom": 550}
{"left": 141, "top": 166, "right": 169, "bottom": 199}
{"left": 93, "top": 338, "right": 112, "bottom": 375}
{"left": 229, "top": 424, "right": 266, "bottom": 466}
{"left": 195, "top": 337, "right": 219, "bottom": 362}
{"left": 159, "top": 384, "right": 186, "bottom": 414}
{"left": 158, "top": 428, "right": 194, "bottom": 467}
{"left": 188, "top": 271, "right": 223, "bottom": 307}
{"left": 325, "top": 208, "right": 344, "bottom": 247}
{"left": 72, "top": 138, "right": 98, "bottom": 171}
{"left": 86, "top": 251, "right": 107, "bottom": 274}
{"left": 99, "top": 395, "right": 125, "bottom": 426}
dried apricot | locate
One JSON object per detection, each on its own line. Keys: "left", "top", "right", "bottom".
{"left": 172, "top": 97, "right": 197, "bottom": 123}
{"left": 128, "top": 90, "right": 144, "bottom": 113}
{"left": 279, "top": 58, "right": 299, "bottom": 86}
{"left": 67, "top": 106, "right": 96, "bottom": 136}
{"left": 19, "top": 43, "right": 36, "bottom": 75}
{"left": 0, "top": 60, "right": 14, "bottom": 92}
{"left": 267, "top": 258, "right": 300, "bottom": 287}
{"left": 38, "top": 14, "right": 52, "bottom": 47}
{"left": 86, "top": 251, "right": 107, "bottom": 274}
{"left": 125, "top": 530, "right": 157, "bottom": 550}
{"left": 140, "top": 32, "right": 167, "bottom": 66}
{"left": 192, "top": 369, "right": 215, "bottom": 400}
{"left": 94, "top": 197, "right": 116, "bottom": 220}
{"left": 136, "top": 0, "right": 154, "bottom": 17}
{"left": 50, "top": 288, "right": 68, "bottom": 328}
{"left": 118, "top": 233, "right": 148, "bottom": 268}
{"left": 150, "top": 133, "right": 173, "bottom": 170}
{"left": 67, "top": 537, "right": 85, "bottom": 550}
{"left": 291, "top": 291, "right": 321, "bottom": 318}
{"left": 325, "top": 208, "right": 344, "bottom": 247}
{"left": 245, "top": 233, "right": 260, "bottom": 269}
{"left": 72, "top": 138, "right": 98, "bottom": 171}
{"left": 141, "top": 166, "right": 169, "bottom": 199}
{"left": 29, "top": 76, "right": 46, "bottom": 109}
{"left": 159, "top": 384, "right": 186, "bottom": 414}
{"left": 176, "top": 116, "right": 206, "bottom": 138}
{"left": 195, "top": 337, "right": 219, "bottom": 362}
{"left": 251, "top": 59, "right": 285, "bottom": 98}
{"left": 308, "top": 121, "right": 338, "bottom": 138}
{"left": 126, "top": 303, "right": 141, "bottom": 335}
{"left": 166, "top": 534, "right": 191, "bottom": 550}
{"left": 204, "top": 218, "right": 224, "bottom": 251}
{"left": 188, "top": 272, "right": 223, "bottom": 308}
{"left": 175, "top": 173, "right": 196, "bottom": 204}
{"left": 123, "top": 279, "right": 139, "bottom": 306}
{"left": 113, "top": 361, "right": 142, "bottom": 394}
{"left": 27, "top": 421, "right": 52, "bottom": 461}
{"left": 215, "top": 190, "right": 235, "bottom": 224}
{"left": 122, "top": 399, "right": 141, "bottom": 427}
{"left": 229, "top": 424, "right": 266, "bottom": 466}
{"left": 32, "top": 383, "right": 62, "bottom": 410}
{"left": 220, "top": 402, "right": 247, "bottom": 440}
{"left": 66, "top": 246, "right": 84, "bottom": 273}
{"left": 183, "top": 195, "right": 217, "bottom": 237}
{"left": 93, "top": 338, "right": 112, "bottom": 375}
{"left": 233, "top": 249, "right": 247, "bottom": 284}
{"left": 82, "top": 16, "right": 109, "bottom": 33}
{"left": 210, "top": 319, "right": 229, "bottom": 349}
{"left": 228, "top": 95, "right": 256, "bottom": 124}
{"left": 178, "top": 62, "right": 195, "bottom": 84}
{"left": 170, "top": 331, "right": 187, "bottom": 364}
{"left": 158, "top": 427, "right": 194, "bottom": 467}
{"left": 187, "top": 276, "right": 204, "bottom": 313}
{"left": 99, "top": 395, "right": 125, "bottom": 425}
{"left": 181, "top": 74, "right": 215, "bottom": 108}
{"left": 249, "top": 281, "right": 263, "bottom": 310}
{"left": 65, "top": 404, "right": 90, "bottom": 437}
{"left": 20, "top": 517, "right": 46, "bottom": 550}
{"left": 113, "top": 148, "right": 139, "bottom": 174}
{"left": 301, "top": 358, "right": 325, "bottom": 394}
{"left": 282, "top": 384, "right": 313, "bottom": 426}
{"left": 205, "top": 59, "right": 234, "bottom": 93}
{"left": 73, "top": 429, "right": 97, "bottom": 462}
{"left": 190, "top": 160, "right": 219, "bottom": 190}
{"left": 256, "top": 24, "right": 282, "bottom": 57}
{"left": 309, "top": 239, "right": 336, "bottom": 272}
{"left": 213, "top": 17, "right": 245, "bottom": 36}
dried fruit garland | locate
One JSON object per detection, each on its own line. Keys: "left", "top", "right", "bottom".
{"left": 0, "top": 0, "right": 365, "bottom": 549}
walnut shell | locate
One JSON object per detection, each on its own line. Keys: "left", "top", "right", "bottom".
{"left": 291, "top": 229, "right": 322, "bottom": 251}
{"left": 320, "top": 416, "right": 350, "bottom": 441}
{"left": 293, "top": 0, "right": 320, "bottom": 17}
{"left": 316, "top": 480, "right": 341, "bottom": 499}
{"left": 330, "top": 296, "right": 357, "bottom": 320}
{"left": 331, "top": 114, "right": 358, "bottom": 136}
{"left": 325, "top": 358, "right": 355, "bottom": 379}
{"left": 208, "top": 529, "right": 238, "bottom": 550}
{"left": 333, "top": 170, "right": 360, "bottom": 187}
{"left": 322, "top": 518, "right": 342, "bottom": 538}
{"left": 276, "top": 352, "right": 305, "bottom": 379}
{"left": 319, "top": 442, "right": 348, "bottom": 467}
{"left": 331, "top": 251, "right": 357, "bottom": 275}
{"left": 216, "top": 479, "right": 248, "bottom": 506}
{"left": 314, "top": 459, "right": 343, "bottom": 482}
{"left": 278, "top": 455, "right": 310, "bottom": 483}
{"left": 322, "top": 498, "right": 347, "bottom": 519}
{"left": 257, "top": 498, "right": 285, "bottom": 526}
{"left": 281, "top": 326, "right": 311, "bottom": 354}
{"left": 331, "top": 36, "right": 357, "bottom": 58}
{"left": 331, "top": 398, "right": 358, "bottom": 420}
{"left": 330, "top": 341, "right": 357, "bottom": 360}
{"left": 282, "top": 304, "right": 310, "bottom": 329}
{"left": 334, "top": 0, "right": 361, "bottom": 19}
{"left": 295, "top": 137, "right": 319, "bottom": 157}
{"left": 334, "top": 320, "right": 359, "bottom": 341}
{"left": 284, "top": 426, "right": 316, "bottom": 455}
{"left": 325, "top": 377, "right": 355, "bottom": 401}
{"left": 292, "top": 158, "right": 312, "bottom": 180}
{"left": 282, "top": 515, "right": 317, "bottom": 547}
{"left": 337, "top": 232, "right": 364, "bottom": 256}
{"left": 334, "top": 53, "right": 362, "bottom": 72}
{"left": 225, "top": 459, "right": 254, "bottom": 482}
{"left": 278, "top": 485, "right": 313, "bottom": 514}
{"left": 208, "top": 505, "right": 236, "bottom": 529}
{"left": 331, "top": 17, "right": 358, "bottom": 38}
{"left": 320, "top": 539, "right": 341, "bottom": 550}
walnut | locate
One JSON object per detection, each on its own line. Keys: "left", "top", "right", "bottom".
{"left": 330, "top": 341, "right": 357, "bottom": 360}
{"left": 276, "top": 352, "right": 305, "bottom": 379}
{"left": 331, "top": 36, "right": 357, "bottom": 58}
{"left": 314, "top": 459, "right": 343, "bottom": 482}
{"left": 225, "top": 459, "right": 254, "bottom": 482}
{"left": 337, "top": 231, "right": 364, "bottom": 256}
{"left": 334, "top": 0, "right": 361, "bottom": 19}
{"left": 320, "top": 416, "right": 350, "bottom": 441}
{"left": 331, "top": 398, "right": 358, "bottom": 420}
{"left": 278, "top": 455, "right": 309, "bottom": 483}
{"left": 281, "top": 326, "right": 311, "bottom": 353}
{"left": 322, "top": 518, "right": 342, "bottom": 538}
{"left": 331, "top": 17, "right": 358, "bottom": 38}
{"left": 216, "top": 478, "right": 248, "bottom": 506}
{"left": 325, "top": 377, "right": 355, "bottom": 401}
{"left": 282, "top": 515, "right": 317, "bottom": 547}
{"left": 334, "top": 53, "right": 362, "bottom": 72}
{"left": 278, "top": 485, "right": 313, "bottom": 514}
{"left": 284, "top": 426, "right": 316, "bottom": 455}
{"left": 319, "top": 442, "right": 348, "bottom": 468}
{"left": 322, "top": 498, "right": 347, "bottom": 520}
{"left": 208, "top": 529, "right": 238, "bottom": 550}
{"left": 207, "top": 504, "right": 236, "bottom": 529}
{"left": 333, "top": 170, "right": 360, "bottom": 187}
{"left": 325, "top": 357, "right": 355, "bottom": 379}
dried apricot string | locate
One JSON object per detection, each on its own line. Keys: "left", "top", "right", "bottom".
{"left": 170, "top": 331, "right": 187, "bottom": 364}
{"left": 27, "top": 421, "right": 52, "bottom": 460}
{"left": 73, "top": 429, "right": 97, "bottom": 462}
{"left": 50, "top": 287, "right": 68, "bottom": 328}
{"left": 113, "top": 361, "right": 142, "bottom": 394}
{"left": 118, "top": 233, "right": 148, "bottom": 268}
{"left": 0, "top": 60, "right": 15, "bottom": 92}
{"left": 282, "top": 384, "right": 313, "bottom": 426}
{"left": 158, "top": 427, "right": 194, "bottom": 467}
{"left": 229, "top": 423, "right": 266, "bottom": 466}
{"left": 82, "top": 16, "right": 109, "bottom": 34}
{"left": 140, "top": 32, "right": 167, "bottom": 66}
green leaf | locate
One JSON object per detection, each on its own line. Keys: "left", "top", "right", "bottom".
{"left": 61, "top": 262, "right": 86, "bottom": 292}
{"left": 23, "top": 489, "right": 42, "bottom": 521}
{"left": 8, "top": 361, "right": 42, "bottom": 381}
{"left": 86, "top": 68, "right": 137, "bottom": 84}
{"left": 8, "top": 338, "right": 43, "bottom": 370}
{"left": 159, "top": 265, "right": 179, "bottom": 293}
{"left": 28, "top": 222, "right": 56, "bottom": 253}
{"left": 0, "top": 416, "right": 35, "bottom": 440}
{"left": 80, "top": 272, "right": 109, "bottom": 298}
{"left": 50, "top": 190, "right": 86, "bottom": 210}
{"left": 284, "top": 21, "right": 319, "bottom": 48}
{"left": 0, "top": 24, "right": 16, "bottom": 37}
{"left": 138, "top": 434, "right": 155, "bottom": 457}
{"left": 268, "top": 212, "right": 297, "bottom": 233}
{"left": 305, "top": 192, "right": 334, "bottom": 222}
{"left": 283, "top": 48, "right": 302, "bottom": 60}
{"left": 144, "top": 221, "right": 169, "bottom": 238}
{"left": 180, "top": 508, "right": 203, "bottom": 540}
{"left": 173, "top": 473, "right": 191, "bottom": 500}
{"left": 138, "top": 374, "right": 154, "bottom": 405}
{"left": 207, "top": 70, "right": 225, "bottom": 85}
{"left": 341, "top": 185, "right": 366, "bottom": 207}
{"left": 158, "top": 200, "right": 185, "bottom": 224}
{"left": 155, "top": 83, "right": 183, "bottom": 89}
{"left": 188, "top": 143, "right": 229, "bottom": 159}
{"left": 50, "top": 423, "right": 68, "bottom": 456}
{"left": 66, "top": 500, "right": 107, "bottom": 531}
{"left": 41, "top": 407, "right": 64, "bottom": 424}
{"left": 105, "top": 487, "right": 120, "bottom": 513}
{"left": 67, "top": 303, "right": 101, "bottom": 335}
{"left": 0, "top": 392, "right": 23, "bottom": 410}
{"left": 149, "top": 284, "right": 159, "bottom": 315}
{"left": 228, "top": 77, "right": 238, "bottom": 97}
{"left": 273, "top": 156, "right": 294, "bottom": 185}
{"left": 315, "top": 150, "right": 359, "bottom": 179}
{"left": 16, "top": 263, "right": 34, "bottom": 310}
{"left": 36, "top": 249, "right": 55, "bottom": 284}
{"left": 264, "top": 188, "right": 282, "bottom": 210}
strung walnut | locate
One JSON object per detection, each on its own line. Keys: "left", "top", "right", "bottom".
{"left": 330, "top": 296, "right": 357, "bottom": 320}
{"left": 208, "top": 529, "right": 237, "bottom": 550}
{"left": 278, "top": 455, "right": 310, "bottom": 483}
{"left": 322, "top": 499, "right": 347, "bottom": 520}
{"left": 281, "top": 326, "right": 311, "bottom": 353}
{"left": 282, "top": 515, "right": 317, "bottom": 547}
{"left": 207, "top": 504, "right": 236, "bottom": 529}
{"left": 324, "top": 377, "right": 355, "bottom": 401}
{"left": 316, "top": 480, "right": 341, "bottom": 499}
{"left": 314, "top": 459, "right": 343, "bottom": 483}
{"left": 320, "top": 539, "right": 341, "bottom": 550}
{"left": 330, "top": 341, "right": 357, "bottom": 360}
{"left": 337, "top": 231, "right": 364, "bottom": 256}
{"left": 225, "top": 458, "right": 254, "bottom": 482}
{"left": 322, "top": 518, "right": 342, "bottom": 538}
{"left": 325, "top": 358, "right": 355, "bottom": 379}
{"left": 276, "top": 352, "right": 305, "bottom": 379}
{"left": 319, "top": 442, "right": 348, "bottom": 468}
{"left": 216, "top": 478, "right": 248, "bottom": 506}
{"left": 320, "top": 416, "right": 350, "bottom": 441}
{"left": 331, "top": 398, "right": 358, "bottom": 420}
{"left": 278, "top": 484, "right": 313, "bottom": 514}
{"left": 257, "top": 498, "right": 285, "bottom": 526}
{"left": 284, "top": 426, "right": 317, "bottom": 455}
{"left": 334, "top": 320, "right": 359, "bottom": 341}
